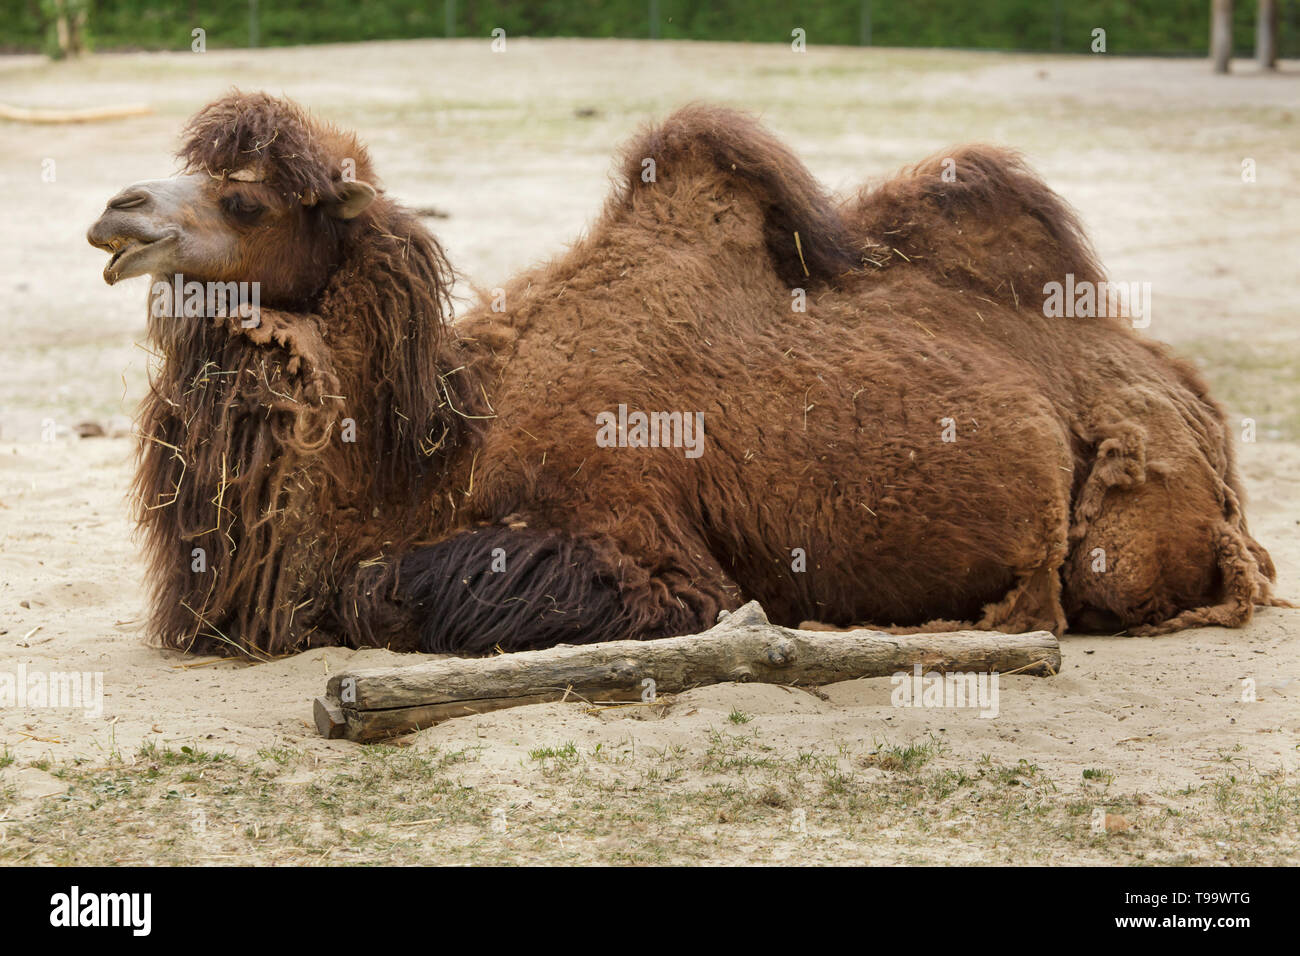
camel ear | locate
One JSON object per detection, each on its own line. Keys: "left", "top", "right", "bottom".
{"left": 325, "top": 180, "right": 377, "bottom": 220}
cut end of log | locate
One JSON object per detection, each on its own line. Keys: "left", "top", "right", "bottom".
{"left": 313, "top": 695, "right": 346, "bottom": 739}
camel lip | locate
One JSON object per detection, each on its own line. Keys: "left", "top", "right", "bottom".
{"left": 101, "top": 234, "right": 175, "bottom": 285}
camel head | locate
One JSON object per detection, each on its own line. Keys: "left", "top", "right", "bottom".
{"left": 87, "top": 91, "right": 379, "bottom": 306}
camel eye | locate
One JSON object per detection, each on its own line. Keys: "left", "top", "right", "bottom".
{"left": 221, "top": 192, "right": 266, "bottom": 223}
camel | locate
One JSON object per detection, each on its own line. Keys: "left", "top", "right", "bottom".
{"left": 86, "top": 91, "right": 1282, "bottom": 658}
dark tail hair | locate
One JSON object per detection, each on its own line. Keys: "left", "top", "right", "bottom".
{"left": 399, "top": 526, "right": 639, "bottom": 654}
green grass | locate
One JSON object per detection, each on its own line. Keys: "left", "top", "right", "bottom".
{"left": 863, "top": 735, "right": 944, "bottom": 773}
{"left": 8, "top": 0, "right": 1294, "bottom": 57}
{"left": 2, "top": 736, "right": 1296, "bottom": 864}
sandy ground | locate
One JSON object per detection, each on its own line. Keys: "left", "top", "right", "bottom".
{"left": 0, "top": 40, "right": 1297, "bottom": 864}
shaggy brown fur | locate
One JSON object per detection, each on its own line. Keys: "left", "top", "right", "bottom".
{"left": 89, "top": 93, "right": 1282, "bottom": 657}
{"left": 120, "top": 93, "right": 480, "bottom": 657}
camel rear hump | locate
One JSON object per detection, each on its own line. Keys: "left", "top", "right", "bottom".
{"left": 614, "top": 104, "right": 859, "bottom": 287}
{"left": 846, "top": 144, "right": 1107, "bottom": 307}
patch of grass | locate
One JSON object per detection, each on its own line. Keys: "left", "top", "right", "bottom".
{"left": 256, "top": 746, "right": 302, "bottom": 767}
{"left": 528, "top": 742, "right": 579, "bottom": 763}
{"left": 1214, "top": 745, "right": 1246, "bottom": 764}
{"left": 1, "top": 738, "right": 1296, "bottom": 865}
{"left": 863, "top": 735, "right": 945, "bottom": 773}
{"left": 727, "top": 708, "right": 752, "bottom": 725}
{"left": 702, "top": 730, "right": 777, "bottom": 774}
{"left": 991, "top": 758, "right": 1042, "bottom": 787}
{"left": 527, "top": 742, "right": 583, "bottom": 778}
{"left": 138, "top": 741, "right": 230, "bottom": 766}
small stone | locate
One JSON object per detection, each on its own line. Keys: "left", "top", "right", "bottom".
{"left": 1103, "top": 814, "right": 1133, "bottom": 833}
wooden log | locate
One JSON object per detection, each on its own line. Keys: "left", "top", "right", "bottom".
{"left": 317, "top": 601, "right": 1061, "bottom": 743}
{"left": 0, "top": 103, "right": 152, "bottom": 124}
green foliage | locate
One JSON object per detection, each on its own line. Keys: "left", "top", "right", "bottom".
{"left": 0, "top": 0, "right": 1296, "bottom": 56}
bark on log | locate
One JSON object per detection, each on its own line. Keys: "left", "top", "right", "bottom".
{"left": 315, "top": 601, "right": 1061, "bottom": 743}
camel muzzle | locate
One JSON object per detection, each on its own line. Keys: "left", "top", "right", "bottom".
{"left": 88, "top": 178, "right": 196, "bottom": 284}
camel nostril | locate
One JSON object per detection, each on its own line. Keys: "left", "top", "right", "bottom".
{"left": 87, "top": 229, "right": 114, "bottom": 252}
{"left": 107, "top": 189, "right": 149, "bottom": 211}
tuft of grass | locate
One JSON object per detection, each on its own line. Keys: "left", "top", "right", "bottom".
{"left": 138, "top": 741, "right": 230, "bottom": 766}
{"left": 863, "top": 735, "right": 945, "bottom": 773}
{"left": 257, "top": 746, "right": 302, "bottom": 767}
{"left": 528, "top": 742, "right": 579, "bottom": 763}
{"left": 991, "top": 758, "right": 1041, "bottom": 787}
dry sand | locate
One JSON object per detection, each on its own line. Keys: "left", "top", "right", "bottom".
{"left": 0, "top": 40, "right": 1296, "bottom": 864}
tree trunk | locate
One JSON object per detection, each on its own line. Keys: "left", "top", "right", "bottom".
{"left": 1212, "top": 0, "right": 1235, "bottom": 73}
{"left": 1256, "top": 0, "right": 1279, "bottom": 69}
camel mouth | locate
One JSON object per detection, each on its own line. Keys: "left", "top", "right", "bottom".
{"left": 99, "top": 234, "right": 175, "bottom": 285}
